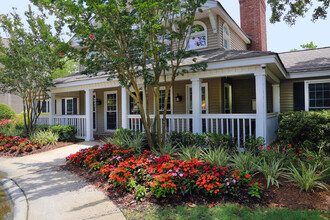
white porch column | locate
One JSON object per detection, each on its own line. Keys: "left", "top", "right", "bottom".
{"left": 85, "top": 89, "right": 94, "bottom": 141}
{"left": 191, "top": 78, "right": 202, "bottom": 133}
{"left": 272, "top": 84, "right": 280, "bottom": 113}
{"left": 255, "top": 68, "right": 267, "bottom": 143}
{"left": 49, "top": 93, "right": 55, "bottom": 125}
{"left": 121, "top": 87, "right": 128, "bottom": 129}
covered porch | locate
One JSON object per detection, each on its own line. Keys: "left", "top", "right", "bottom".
{"left": 38, "top": 64, "right": 282, "bottom": 146}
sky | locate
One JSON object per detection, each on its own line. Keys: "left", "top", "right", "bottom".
{"left": 0, "top": 0, "right": 329, "bottom": 53}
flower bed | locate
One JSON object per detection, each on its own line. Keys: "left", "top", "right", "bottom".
{"left": 66, "top": 144, "right": 263, "bottom": 200}
{"left": 0, "top": 133, "right": 41, "bottom": 153}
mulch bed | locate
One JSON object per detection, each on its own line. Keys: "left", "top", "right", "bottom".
{"left": 60, "top": 163, "right": 330, "bottom": 212}
{"left": 0, "top": 141, "right": 82, "bottom": 157}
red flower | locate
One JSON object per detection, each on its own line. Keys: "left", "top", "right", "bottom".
{"left": 266, "top": 147, "right": 270, "bottom": 150}
{"left": 259, "top": 146, "right": 263, "bottom": 149}
{"left": 90, "top": 34, "right": 94, "bottom": 40}
{"left": 282, "top": 149, "right": 286, "bottom": 152}
{"left": 299, "top": 151, "right": 303, "bottom": 154}
{"left": 275, "top": 147, "right": 278, "bottom": 151}
{"left": 294, "top": 154, "right": 297, "bottom": 156}
{"left": 288, "top": 144, "right": 292, "bottom": 147}
{"left": 59, "top": 53, "right": 64, "bottom": 56}
{"left": 308, "top": 156, "right": 312, "bottom": 159}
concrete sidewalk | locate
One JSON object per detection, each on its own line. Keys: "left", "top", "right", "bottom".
{"left": 0, "top": 142, "right": 126, "bottom": 220}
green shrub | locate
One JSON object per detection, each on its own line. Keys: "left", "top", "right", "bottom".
{"left": 0, "top": 104, "right": 16, "bottom": 119}
{"left": 178, "top": 144, "right": 203, "bottom": 161}
{"left": 167, "top": 132, "right": 236, "bottom": 150}
{"left": 283, "top": 161, "right": 329, "bottom": 192}
{"left": 152, "top": 143, "right": 179, "bottom": 157}
{"left": 230, "top": 150, "right": 258, "bottom": 174}
{"left": 31, "top": 130, "right": 59, "bottom": 145}
{"left": 201, "top": 147, "right": 230, "bottom": 168}
{"left": 277, "top": 110, "right": 330, "bottom": 153}
{"left": 103, "top": 129, "right": 147, "bottom": 151}
{"left": 36, "top": 124, "right": 76, "bottom": 141}
{"left": 257, "top": 158, "right": 285, "bottom": 188}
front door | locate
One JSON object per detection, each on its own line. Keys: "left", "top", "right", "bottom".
{"left": 104, "top": 91, "right": 117, "bottom": 131}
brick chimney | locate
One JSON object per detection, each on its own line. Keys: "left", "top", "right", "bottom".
{"left": 239, "top": 0, "right": 267, "bottom": 51}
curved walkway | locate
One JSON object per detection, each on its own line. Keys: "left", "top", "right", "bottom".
{"left": 0, "top": 142, "right": 126, "bottom": 220}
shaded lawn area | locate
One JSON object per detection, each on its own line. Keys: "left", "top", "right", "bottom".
{"left": 124, "top": 204, "right": 329, "bottom": 220}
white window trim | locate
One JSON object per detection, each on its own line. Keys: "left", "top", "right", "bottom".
{"left": 187, "top": 21, "right": 208, "bottom": 50}
{"left": 64, "top": 98, "right": 79, "bottom": 115}
{"left": 38, "top": 99, "right": 50, "bottom": 113}
{"left": 154, "top": 86, "right": 173, "bottom": 115}
{"left": 223, "top": 22, "right": 231, "bottom": 50}
{"left": 224, "top": 83, "right": 232, "bottom": 113}
{"left": 93, "top": 92, "right": 97, "bottom": 132}
{"left": 304, "top": 79, "right": 330, "bottom": 111}
{"left": 185, "top": 83, "right": 209, "bottom": 114}
{"left": 104, "top": 91, "right": 118, "bottom": 132}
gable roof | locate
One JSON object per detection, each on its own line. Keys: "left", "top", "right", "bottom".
{"left": 279, "top": 47, "right": 330, "bottom": 73}
{"left": 53, "top": 48, "right": 276, "bottom": 85}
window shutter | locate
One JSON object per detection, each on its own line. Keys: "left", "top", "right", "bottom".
{"left": 62, "top": 99, "right": 65, "bottom": 115}
{"left": 73, "top": 98, "right": 78, "bottom": 115}
{"left": 55, "top": 100, "right": 57, "bottom": 114}
{"left": 293, "top": 82, "right": 305, "bottom": 111}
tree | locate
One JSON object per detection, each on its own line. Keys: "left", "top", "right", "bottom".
{"left": 268, "top": 0, "right": 330, "bottom": 25}
{"left": 32, "top": 0, "right": 208, "bottom": 149}
{"left": 291, "top": 41, "right": 318, "bottom": 51}
{"left": 53, "top": 58, "right": 79, "bottom": 79}
{"left": 0, "top": 6, "right": 71, "bottom": 135}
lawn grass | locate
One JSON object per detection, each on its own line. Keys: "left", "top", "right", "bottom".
{"left": 124, "top": 203, "right": 329, "bottom": 220}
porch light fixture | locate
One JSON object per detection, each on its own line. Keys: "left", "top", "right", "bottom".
{"left": 96, "top": 100, "right": 102, "bottom": 105}
{"left": 175, "top": 94, "right": 182, "bottom": 102}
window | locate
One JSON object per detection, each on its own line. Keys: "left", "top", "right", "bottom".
{"left": 93, "top": 94, "right": 96, "bottom": 131}
{"left": 129, "top": 91, "right": 143, "bottom": 114}
{"left": 186, "top": 83, "right": 209, "bottom": 114}
{"left": 38, "top": 100, "right": 49, "bottom": 113}
{"left": 188, "top": 21, "right": 207, "bottom": 50}
{"left": 306, "top": 81, "right": 330, "bottom": 110}
{"left": 104, "top": 91, "right": 117, "bottom": 131}
{"left": 158, "top": 88, "right": 172, "bottom": 114}
{"left": 66, "top": 98, "right": 73, "bottom": 115}
{"left": 223, "top": 23, "right": 231, "bottom": 50}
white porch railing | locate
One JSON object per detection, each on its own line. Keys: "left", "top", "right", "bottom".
{"left": 36, "top": 115, "right": 87, "bottom": 139}
{"left": 36, "top": 116, "right": 49, "bottom": 126}
{"left": 201, "top": 114, "right": 257, "bottom": 147}
{"left": 128, "top": 114, "right": 194, "bottom": 133}
{"left": 128, "top": 114, "right": 257, "bottom": 147}
{"left": 267, "top": 112, "right": 279, "bottom": 144}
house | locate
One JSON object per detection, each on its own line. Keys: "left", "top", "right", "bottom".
{"left": 37, "top": 0, "right": 330, "bottom": 147}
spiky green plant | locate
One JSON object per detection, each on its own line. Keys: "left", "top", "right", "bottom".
{"left": 178, "top": 144, "right": 202, "bottom": 161}
{"left": 201, "top": 147, "right": 230, "bottom": 167}
{"left": 257, "top": 158, "right": 285, "bottom": 188}
{"left": 230, "top": 150, "right": 258, "bottom": 174}
{"left": 282, "top": 161, "right": 329, "bottom": 192}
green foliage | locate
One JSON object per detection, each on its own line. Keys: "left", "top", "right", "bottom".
{"left": 167, "top": 132, "right": 236, "bottom": 151}
{"left": 248, "top": 182, "right": 264, "bottom": 199}
{"left": 268, "top": 0, "right": 330, "bottom": 24}
{"left": 277, "top": 110, "right": 330, "bottom": 153}
{"left": 230, "top": 150, "right": 258, "bottom": 174}
{"left": 37, "top": 125, "right": 76, "bottom": 141}
{"left": 178, "top": 144, "right": 203, "bottom": 161}
{"left": 201, "top": 147, "right": 230, "bottom": 168}
{"left": 103, "top": 129, "right": 146, "bottom": 153}
{"left": 135, "top": 185, "right": 147, "bottom": 202}
{"left": 152, "top": 143, "right": 179, "bottom": 157}
{"left": 300, "top": 41, "right": 318, "bottom": 49}
{"left": 52, "top": 59, "right": 79, "bottom": 79}
{"left": 31, "top": 130, "right": 59, "bottom": 145}
{"left": 244, "top": 136, "right": 265, "bottom": 152}
{"left": 257, "top": 158, "right": 285, "bottom": 188}
{"left": 0, "top": 6, "right": 73, "bottom": 136}
{"left": 0, "top": 104, "right": 16, "bottom": 119}
{"left": 283, "top": 161, "right": 329, "bottom": 192}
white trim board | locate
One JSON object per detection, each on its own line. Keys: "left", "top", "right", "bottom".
{"left": 104, "top": 91, "right": 118, "bottom": 132}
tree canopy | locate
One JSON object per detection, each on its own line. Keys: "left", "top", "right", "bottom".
{"left": 268, "top": 0, "right": 330, "bottom": 25}
{"left": 32, "top": 0, "right": 208, "bottom": 148}
{"left": 0, "top": 6, "right": 72, "bottom": 135}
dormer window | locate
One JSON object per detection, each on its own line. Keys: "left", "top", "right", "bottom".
{"left": 188, "top": 21, "right": 207, "bottom": 50}
{"left": 223, "top": 23, "right": 231, "bottom": 50}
